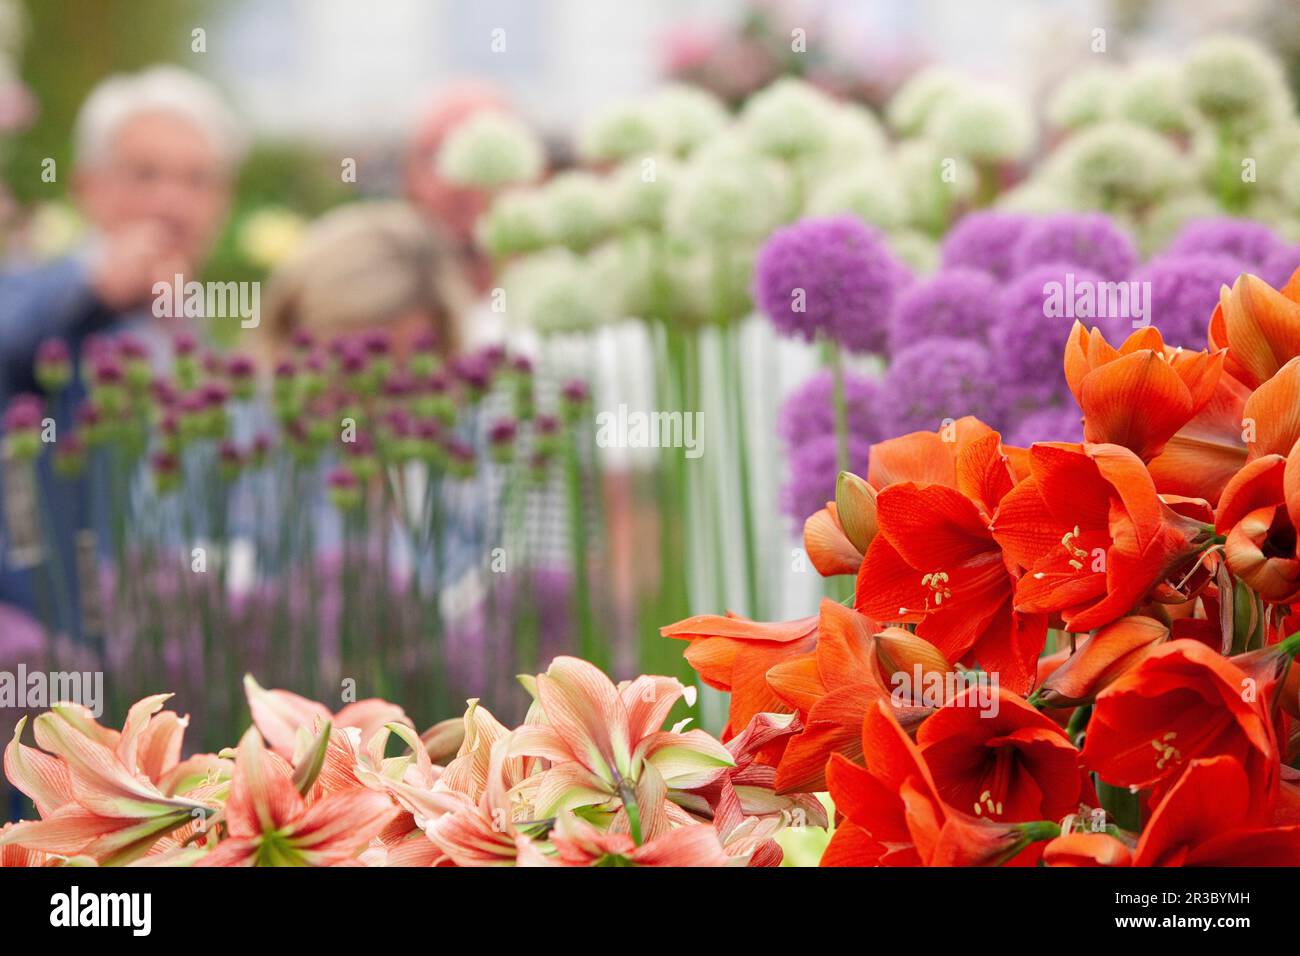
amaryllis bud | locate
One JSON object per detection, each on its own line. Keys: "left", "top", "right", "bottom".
{"left": 874, "top": 626, "right": 951, "bottom": 697}
{"left": 34, "top": 339, "right": 72, "bottom": 393}
{"left": 835, "top": 470, "right": 879, "bottom": 553}
{"left": 1038, "top": 616, "right": 1170, "bottom": 706}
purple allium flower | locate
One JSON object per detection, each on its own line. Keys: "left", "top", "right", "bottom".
{"left": 1004, "top": 404, "right": 1084, "bottom": 448}
{"left": 887, "top": 267, "right": 999, "bottom": 354}
{"left": 290, "top": 329, "right": 316, "bottom": 353}
{"left": 339, "top": 348, "right": 368, "bottom": 377}
{"left": 383, "top": 408, "right": 414, "bottom": 438}
{"left": 754, "top": 215, "right": 911, "bottom": 354}
{"left": 414, "top": 417, "right": 444, "bottom": 442}
{"left": 1132, "top": 253, "right": 1246, "bottom": 349}
{"left": 411, "top": 331, "right": 439, "bottom": 354}
{"left": 274, "top": 359, "right": 297, "bottom": 381}
{"left": 780, "top": 433, "right": 871, "bottom": 529}
{"left": 481, "top": 344, "right": 507, "bottom": 368}
{"left": 76, "top": 403, "right": 102, "bottom": 430}
{"left": 361, "top": 330, "right": 391, "bottom": 357}
{"left": 1261, "top": 244, "right": 1300, "bottom": 289}
{"left": 200, "top": 381, "right": 230, "bottom": 407}
{"left": 35, "top": 338, "right": 73, "bottom": 392}
{"left": 150, "top": 450, "right": 179, "bottom": 475}
{"left": 988, "top": 263, "right": 1110, "bottom": 408}
{"left": 218, "top": 439, "right": 244, "bottom": 466}
{"left": 1166, "top": 217, "right": 1285, "bottom": 271}
{"left": 453, "top": 353, "right": 493, "bottom": 393}
{"left": 115, "top": 333, "right": 149, "bottom": 362}
{"left": 383, "top": 370, "right": 414, "bottom": 398}
{"left": 777, "top": 369, "right": 884, "bottom": 452}
{"left": 534, "top": 413, "right": 561, "bottom": 436}
{"left": 91, "top": 355, "right": 124, "bottom": 386}
{"left": 877, "top": 337, "right": 1005, "bottom": 435}
{"left": 2, "top": 393, "right": 44, "bottom": 432}
{"left": 1011, "top": 213, "right": 1137, "bottom": 280}
{"left": 940, "top": 212, "right": 1033, "bottom": 281}
{"left": 150, "top": 377, "right": 179, "bottom": 407}
{"left": 226, "top": 354, "right": 256, "bottom": 381}
{"left": 511, "top": 355, "right": 534, "bottom": 375}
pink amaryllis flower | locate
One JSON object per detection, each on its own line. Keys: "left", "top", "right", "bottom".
{"left": 518, "top": 811, "right": 734, "bottom": 867}
{"left": 1, "top": 696, "right": 220, "bottom": 865}
{"left": 508, "top": 657, "right": 734, "bottom": 844}
{"left": 195, "top": 726, "right": 398, "bottom": 867}
{"left": 243, "top": 675, "right": 409, "bottom": 759}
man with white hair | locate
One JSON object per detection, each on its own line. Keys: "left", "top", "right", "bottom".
{"left": 0, "top": 65, "right": 245, "bottom": 641}
{"left": 0, "top": 64, "right": 245, "bottom": 395}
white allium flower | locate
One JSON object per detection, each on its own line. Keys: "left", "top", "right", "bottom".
{"left": 666, "top": 145, "right": 792, "bottom": 244}
{"left": 1046, "top": 65, "right": 1124, "bottom": 130}
{"left": 892, "top": 140, "right": 976, "bottom": 230}
{"left": 643, "top": 83, "right": 730, "bottom": 157}
{"left": 887, "top": 66, "right": 965, "bottom": 137}
{"left": 801, "top": 103, "right": 889, "bottom": 179}
{"left": 739, "top": 77, "right": 838, "bottom": 161}
{"left": 926, "top": 84, "right": 1034, "bottom": 165}
{"left": 887, "top": 229, "right": 940, "bottom": 275}
{"left": 611, "top": 154, "right": 680, "bottom": 230}
{"left": 805, "top": 164, "right": 906, "bottom": 229}
{"left": 995, "top": 180, "right": 1077, "bottom": 215}
{"left": 1045, "top": 120, "right": 1188, "bottom": 210}
{"left": 1245, "top": 123, "right": 1300, "bottom": 201}
{"left": 578, "top": 103, "right": 660, "bottom": 163}
{"left": 502, "top": 248, "right": 612, "bottom": 333}
{"left": 475, "top": 188, "right": 549, "bottom": 258}
{"left": 665, "top": 241, "right": 756, "bottom": 327}
{"left": 1117, "top": 60, "right": 1193, "bottom": 134}
{"left": 1184, "top": 35, "right": 1293, "bottom": 135}
{"left": 537, "top": 170, "right": 614, "bottom": 251}
{"left": 586, "top": 235, "right": 655, "bottom": 318}
{"left": 436, "top": 111, "right": 544, "bottom": 188}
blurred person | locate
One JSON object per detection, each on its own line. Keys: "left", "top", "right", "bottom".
{"left": 0, "top": 64, "right": 245, "bottom": 395}
{"left": 0, "top": 65, "right": 245, "bottom": 636}
{"left": 403, "top": 83, "right": 509, "bottom": 294}
{"left": 259, "top": 201, "right": 470, "bottom": 362}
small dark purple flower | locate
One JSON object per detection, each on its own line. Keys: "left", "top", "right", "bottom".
{"left": 274, "top": 359, "right": 297, "bottom": 380}
{"left": 511, "top": 354, "right": 534, "bottom": 375}
{"left": 115, "top": 333, "right": 149, "bottom": 362}
{"left": 173, "top": 331, "right": 199, "bottom": 357}
{"left": 561, "top": 379, "right": 590, "bottom": 405}
{"left": 361, "top": 330, "right": 391, "bottom": 357}
{"left": 383, "top": 370, "right": 415, "bottom": 398}
{"left": 534, "top": 413, "right": 561, "bottom": 435}
{"left": 227, "top": 354, "right": 256, "bottom": 380}
{"left": 3, "top": 393, "right": 44, "bottom": 432}
{"left": 91, "top": 355, "right": 124, "bottom": 387}
{"left": 488, "top": 417, "right": 518, "bottom": 445}
{"left": 290, "top": 329, "right": 316, "bottom": 353}
{"left": 200, "top": 382, "right": 230, "bottom": 407}
{"left": 36, "top": 338, "right": 70, "bottom": 365}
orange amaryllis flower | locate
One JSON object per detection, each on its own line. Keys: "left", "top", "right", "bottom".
{"left": 1041, "top": 832, "right": 1134, "bottom": 867}
{"left": 1241, "top": 356, "right": 1300, "bottom": 460}
{"left": 1146, "top": 364, "right": 1251, "bottom": 505}
{"left": 661, "top": 613, "right": 818, "bottom": 737}
{"left": 1208, "top": 270, "right": 1300, "bottom": 390}
{"left": 0, "top": 697, "right": 219, "bottom": 865}
{"left": 765, "top": 602, "right": 930, "bottom": 794}
{"left": 1082, "top": 637, "right": 1300, "bottom": 816}
{"left": 1132, "top": 756, "right": 1300, "bottom": 866}
{"left": 803, "top": 471, "right": 878, "bottom": 576}
{"left": 856, "top": 430, "right": 1048, "bottom": 693}
{"left": 243, "top": 675, "right": 409, "bottom": 759}
{"left": 1216, "top": 442, "right": 1300, "bottom": 603}
{"left": 821, "top": 701, "right": 1059, "bottom": 867}
{"left": 916, "top": 686, "right": 1086, "bottom": 824}
{"left": 508, "top": 657, "right": 733, "bottom": 844}
{"left": 195, "top": 727, "right": 397, "bottom": 866}
{"left": 1063, "top": 323, "right": 1224, "bottom": 463}
{"left": 1035, "top": 615, "right": 1171, "bottom": 705}
{"left": 993, "top": 442, "right": 1213, "bottom": 633}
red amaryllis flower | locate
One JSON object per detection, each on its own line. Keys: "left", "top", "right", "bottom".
{"left": 993, "top": 442, "right": 1213, "bottom": 633}
{"left": 1208, "top": 271, "right": 1300, "bottom": 390}
{"left": 1216, "top": 440, "right": 1300, "bottom": 604}
{"left": 1146, "top": 361, "right": 1251, "bottom": 506}
{"left": 1081, "top": 638, "right": 1296, "bottom": 816}
{"left": 1132, "top": 756, "right": 1300, "bottom": 866}
{"left": 916, "top": 686, "right": 1086, "bottom": 824}
{"left": 1063, "top": 323, "right": 1224, "bottom": 463}
{"left": 660, "top": 613, "right": 818, "bottom": 738}
{"left": 856, "top": 429, "right": 1048, "bottom": 693}
{"left": 821, "top": 701, "right": 1059, "bottom": 867}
